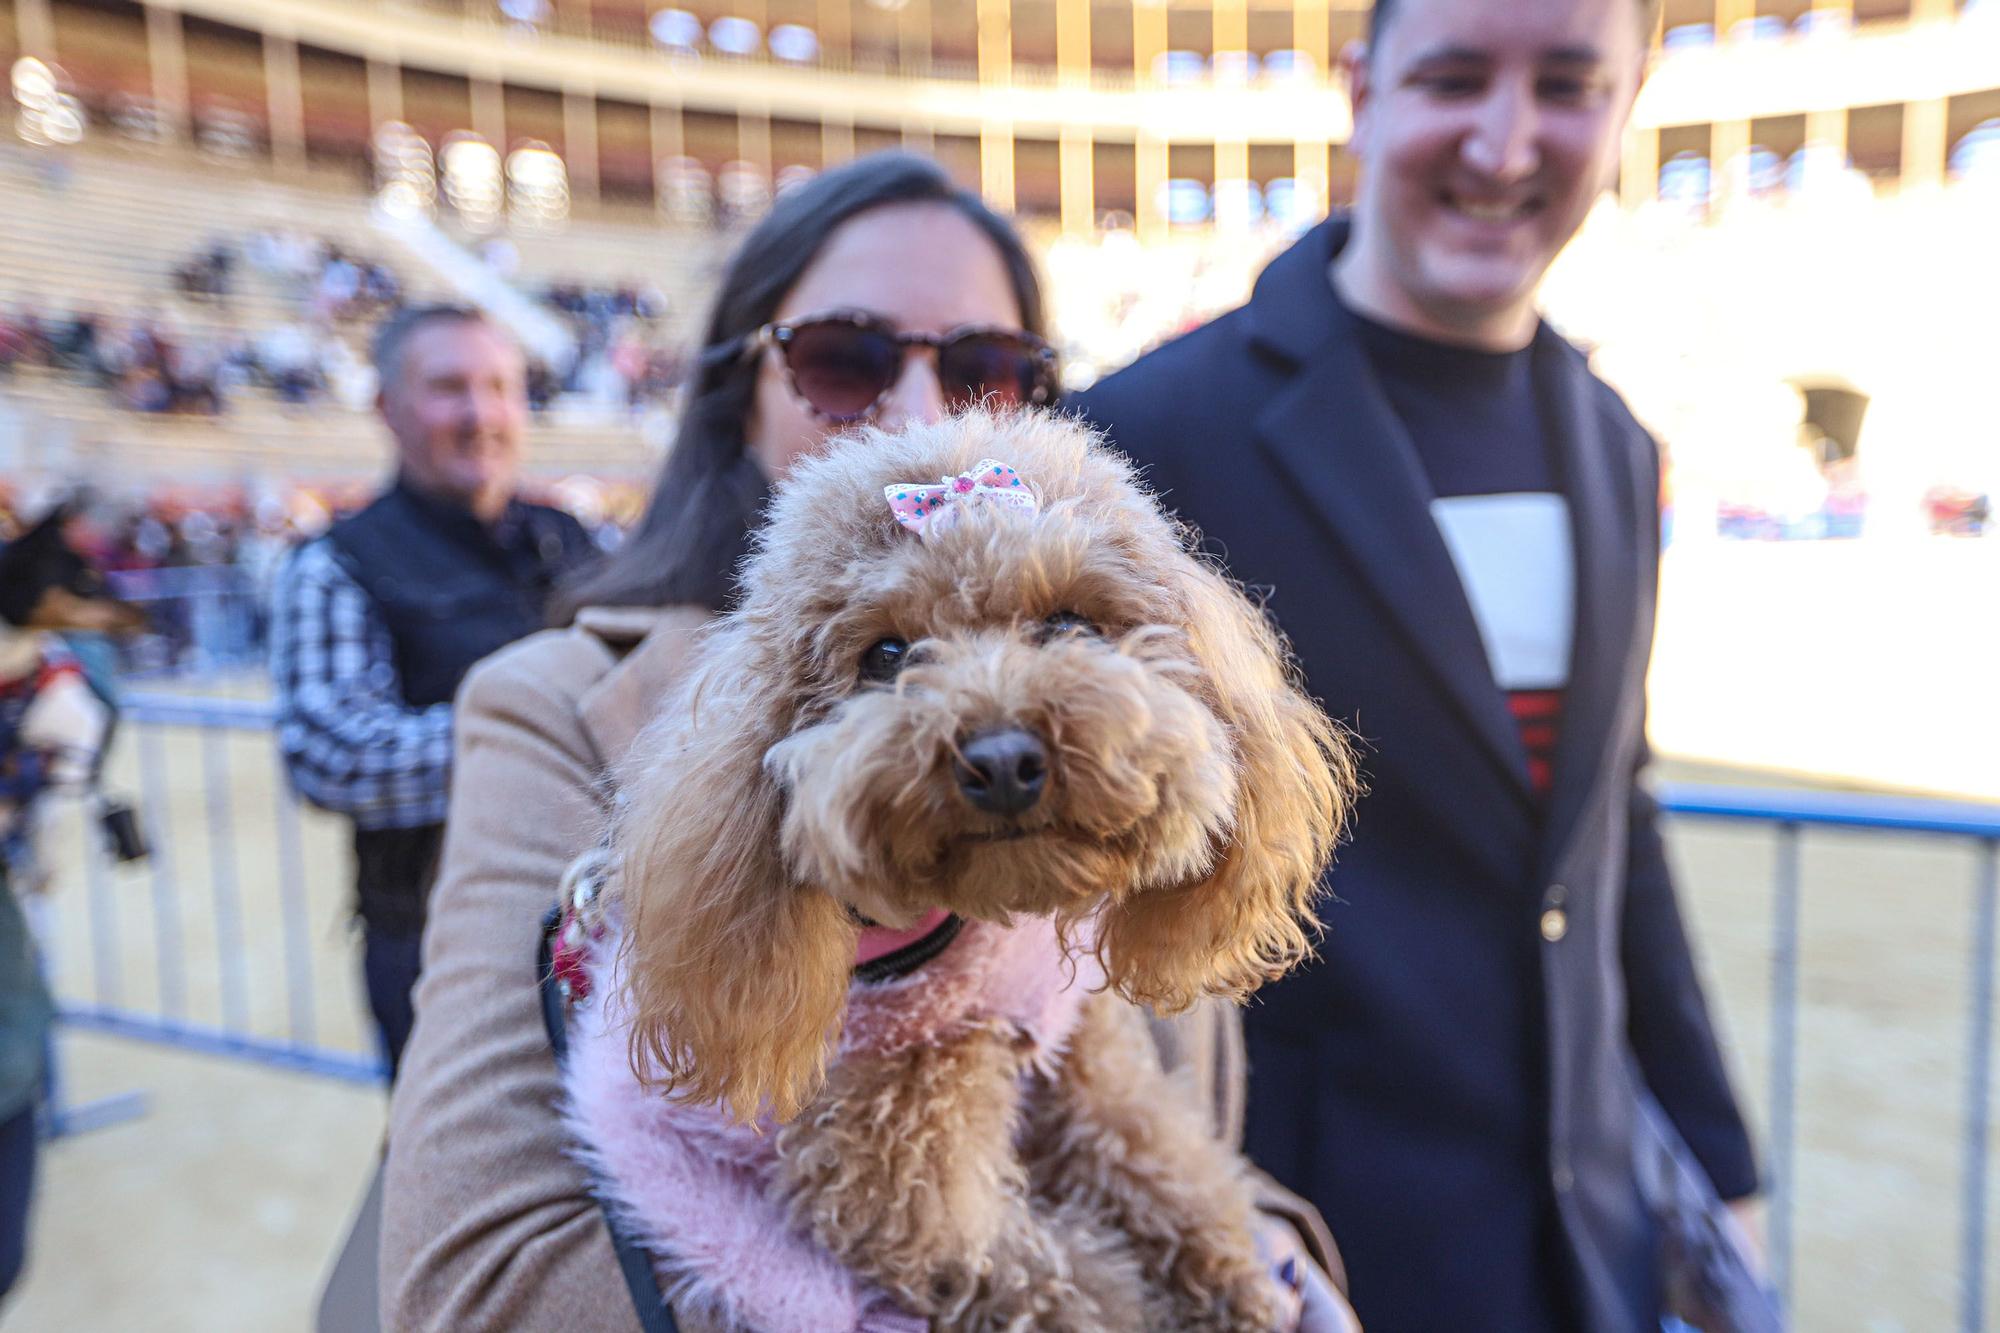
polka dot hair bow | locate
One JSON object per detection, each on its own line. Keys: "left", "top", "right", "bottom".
{"left": 884, "top": 459, "right": 1038, "bottom": 539}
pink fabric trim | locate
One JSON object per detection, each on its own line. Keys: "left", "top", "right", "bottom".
{"left": 560, "top": 913, "right": 1102, "bottom": 1333}
{"left": 562, "top": 959, "right": 867, "bottom": 1333}
{"left": 839, "top": 916, "right": 1100, "bottom": 1067}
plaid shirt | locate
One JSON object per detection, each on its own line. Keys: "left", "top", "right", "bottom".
{"left": 269, "top": 539, "right": 453, "bottom": 830}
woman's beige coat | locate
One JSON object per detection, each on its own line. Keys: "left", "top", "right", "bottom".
{"left": 377, "top": 606, "right": 1337, "bottom": 1331}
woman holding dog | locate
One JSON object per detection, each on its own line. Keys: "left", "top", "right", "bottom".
{"left": 374, "top": 154, "right": 1358, "bottom": 1332}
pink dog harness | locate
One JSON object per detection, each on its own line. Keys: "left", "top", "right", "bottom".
{"left": 556, "top": 891, "right": 1103, "bottom": 1333}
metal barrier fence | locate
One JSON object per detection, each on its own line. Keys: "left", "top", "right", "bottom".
{"left": 105, "top": 564, "right": 268, "bottom": 678}
{"left": 1667, "top": 785, "right": 2000, "bottom": 1332}
{"left": 30, "top": 693, "right": 2000, "bottom": 1329}
{"left": 42, "top": 690, "right": 381, "bottom": 1090}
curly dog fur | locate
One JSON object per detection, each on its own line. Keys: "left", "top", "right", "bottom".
{"left": 608, "top": 410, "right": 1357, "bottom": 1330}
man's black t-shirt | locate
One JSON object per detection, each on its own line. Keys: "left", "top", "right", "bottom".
{"left": 1347, "top": 300, "right": 1574, "bottom": 796}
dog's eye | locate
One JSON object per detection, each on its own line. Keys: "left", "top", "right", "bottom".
{"left": 1040, "top": 611, "right": 1099, "bottom": 641}
{"left": 859, "top": 637, "right": 910, "bottom": 683}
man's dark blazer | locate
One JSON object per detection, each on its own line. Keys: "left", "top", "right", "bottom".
{"left": 1072, "top": 219, "right": 1758, "bottom": 1332}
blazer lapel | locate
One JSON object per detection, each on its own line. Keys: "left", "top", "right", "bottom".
{"left": 1248, "top": 259, "right": 1534, "bottom": 801}
{"left": 1534, "top": 331, "right": 1642, "bottom": 858}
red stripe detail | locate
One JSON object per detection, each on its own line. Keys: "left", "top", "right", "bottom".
{"left": 1508, "top": 689, "right": 1566, "bottom": 797}
{"left": 1507, "top": 690, "right": 1563, "bottom": 720}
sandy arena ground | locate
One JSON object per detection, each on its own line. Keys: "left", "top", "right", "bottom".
{"left": 4, "top": 536, "right": 1996, "bottom": 1332}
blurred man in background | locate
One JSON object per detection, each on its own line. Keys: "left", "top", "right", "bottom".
{"left": 270, "top": 305, "right": 595, "bottom": 1080}
{"left": 1076, "top": 0, "right": 1761, "bottom": 1328}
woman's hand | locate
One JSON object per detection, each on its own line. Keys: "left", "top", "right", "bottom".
{"left": 1255, "top": 1212, "right": 1364, "bottom": 1332}
{"left": 1295, "top": 1253, "right": 1364, "bottom": 1333}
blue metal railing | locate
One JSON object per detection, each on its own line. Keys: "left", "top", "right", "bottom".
{"left": 46, "top": 690, "right": 384, "bottom": 1091}
{"left": 1666, "top": 782, "right": 2000, "bottom": 840}
{"left": 106, "top": 565, "right": 269, "bottom": 678}
{"left": 28, "top": 689, "right": 2000, "bottom": 1328}
{"left": 1662, "top": 781, "right": 2000, "bottom": 1333}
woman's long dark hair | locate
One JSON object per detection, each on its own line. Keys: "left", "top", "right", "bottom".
{"left": 553, "top": 153, "right": 1049, "bottom": 622}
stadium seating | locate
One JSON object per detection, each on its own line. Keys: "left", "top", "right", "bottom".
{"left": 0, "top": 139, "right": 699, "bottom": 485}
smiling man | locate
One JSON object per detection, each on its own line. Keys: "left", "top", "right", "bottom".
{"left": 1073, "top": 0, "right": 1762, "bottom": 1328}
{"left": 1336, "top": 0, "right": 1642, "bottom": 346}
{"left": 270, "top": 305, "right": 596, "bottom": 1079}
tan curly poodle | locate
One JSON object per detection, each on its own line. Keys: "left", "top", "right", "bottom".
{"left": 608, "top": 409, "right": 1356, "bottom": 1331}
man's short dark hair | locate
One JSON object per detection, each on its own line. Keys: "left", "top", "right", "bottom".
{"left": 1367, "top": 0, "right": 1663, "bottom": 51}
{"left": 371, "top": 303, "right": 506, "bottom": 392}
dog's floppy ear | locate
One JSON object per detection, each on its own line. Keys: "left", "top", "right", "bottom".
{"left": 1097, "top": 560, "right": 1356, "bottom": 1013}
{"left": 616, "top": 626, "right": 858, "bottom": 1123}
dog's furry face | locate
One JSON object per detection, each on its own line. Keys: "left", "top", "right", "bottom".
{"left": 617, "top": 412, "right": 1355, "bottom": 1122}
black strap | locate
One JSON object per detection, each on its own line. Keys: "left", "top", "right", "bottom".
{"left": 538, "top": 907, "right": 681, "bottom": 1333}
{"left": 851, "top": 913, "right": 964, "bottom": 985}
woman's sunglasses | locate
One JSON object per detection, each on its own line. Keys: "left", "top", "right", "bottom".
{"left": 751, "top": 313, "right": 1058, "bottom": 424}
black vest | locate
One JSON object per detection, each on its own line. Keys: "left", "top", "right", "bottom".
{"left": 328, "top": 483, "right": 592, "bottom": 709}
{"left": 328, "top": 481, "right": 594, "bottom": 931}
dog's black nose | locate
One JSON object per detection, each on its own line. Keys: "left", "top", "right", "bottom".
{"left": 956, "top": 728, "right": 1048, "bottom": 817}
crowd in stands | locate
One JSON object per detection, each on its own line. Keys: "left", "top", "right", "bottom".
{"left": 237, "top": 231, "right": 404, "bottom": 324}
{"left": 171, "top": 231, "right": 406, "bottom": 324}
{"left": 532, "top": 279, "right": 687, "bottom": 414}
{"left": 0, "top": 302, "right": 373, "bottom": 414}
{"left": 0, "top": 469, "right": 646, "bottom": 678}
{"left": 0, "top": 486, "right": 311, "bottom": 575}
{"left": 0, "top": 229, "right": 402, "bottom": 414}
{"left": 0, "top": 474, "right": 643, "bottom": 575}
{"left": 3, "top": 227, "right": 688, "bottom": 423}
